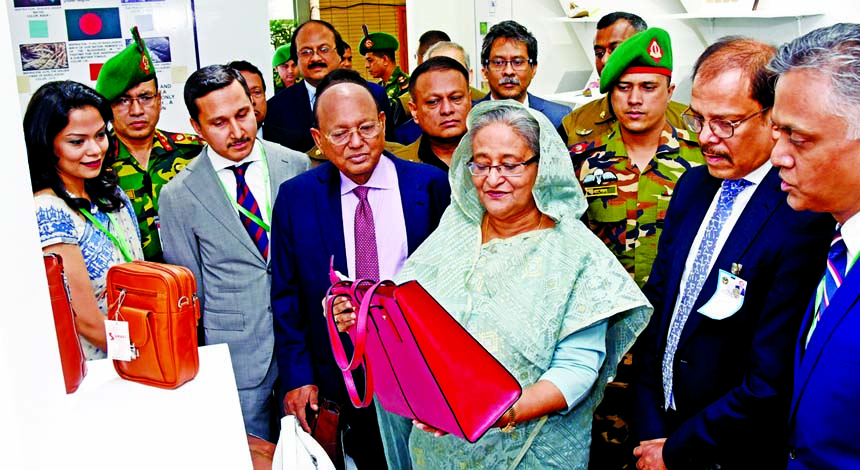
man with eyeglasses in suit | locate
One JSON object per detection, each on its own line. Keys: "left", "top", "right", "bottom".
{"left": 473, "top": 20, "right": 571, "bottom": 138}
{"left": 96, "top": 27, "right": 203, "bottom": 262}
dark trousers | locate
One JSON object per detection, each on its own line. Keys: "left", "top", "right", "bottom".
{"left": 342, "top": 400, "right": 388, "bottom": 469}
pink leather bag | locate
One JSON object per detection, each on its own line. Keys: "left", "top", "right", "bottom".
{"left": 325, "top": 264, "right": 522, "bottom": 442}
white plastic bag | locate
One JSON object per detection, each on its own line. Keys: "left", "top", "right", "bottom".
{"left": 271, "top": 415, "right": 336, "bottom": 470}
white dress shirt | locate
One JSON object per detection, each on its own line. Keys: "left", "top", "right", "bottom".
{"left": 489, "top": 91, "right": 530, "bottom": 108}
{"left": 208, "top": 141, "right": 271, "bottom": 226}
{"left": 339, "top": 154, "right": 408, "bottom": 280}
{"left": 304, "top": 80, "right": 317, "bottom": 109}
{"left": 667, "top": 162, "right": 772, "bottom": 409}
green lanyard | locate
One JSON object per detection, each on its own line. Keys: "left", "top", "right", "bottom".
{"left": 79, "top": 206, "right": 134, "bottom": 263}
{"left": 814, "top": 249, "right": 860, "bottom": 313}
{"left": 216, "top": 145, "right": 272, "bottom": 232}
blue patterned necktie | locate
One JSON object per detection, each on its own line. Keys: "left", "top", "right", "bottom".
{"left": 229, "top": 162, "right": 269, "bottom": 259}
{"left": 662, "top": 178, "right": 752, "bottom": 410}
{"left": 807, "top": 230, "right": 848, "bottom": 345}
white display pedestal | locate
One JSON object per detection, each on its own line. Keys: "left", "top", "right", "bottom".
{"left": 49, "top": 344, "right": 252, "bottom": 469}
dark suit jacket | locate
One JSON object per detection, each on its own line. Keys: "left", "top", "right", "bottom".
{"left": 635, "top": 165, "right": 833, "bottom": 469}
{"left": 473, "top": 92, "right": 571, "bottom": 140}
{"left": 788, "top": 255, "right": 860, "bottom": 469}
{"left": 270, "top": 154, "right": 450, "bottom": 404}
{"left": 263, "top": 80, "right": 398, "bottom": 153}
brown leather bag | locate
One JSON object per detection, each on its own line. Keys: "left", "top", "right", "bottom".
{"left": 106, "top": 261, "right": 199, "bottom": 389}
{"left": 307, "top": 397, "right": 344, "bottom": 469}
{"left": 42, "top": 253, "right": 87, "bottom": 394}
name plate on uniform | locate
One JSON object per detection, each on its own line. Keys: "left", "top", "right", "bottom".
{"left": 584, "top": 185, "right": 618, "bottom": 197}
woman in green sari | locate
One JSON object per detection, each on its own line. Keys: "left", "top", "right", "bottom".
{"left": 335, "top": 100, "right": 651, "bottom": 469}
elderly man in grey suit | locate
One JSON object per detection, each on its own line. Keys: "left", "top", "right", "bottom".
{"left": 160, "top": 64, "right": 310, "bottom": 441}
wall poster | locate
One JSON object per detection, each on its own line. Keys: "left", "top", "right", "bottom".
{"left": 9, "top": 0, "right": 199, "bottom": 132}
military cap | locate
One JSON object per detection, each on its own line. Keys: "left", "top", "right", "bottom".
{"left": 359, "top": 25, "right": 399, "bottom": 55}
{"left": 272, "top": 43, "right": 292, "bottom": 67}
{"left": 599, "top": 27, "right": 672, "bottom": 94}
{"left": 96, "top": 26, "right": 155, "bottom": 101}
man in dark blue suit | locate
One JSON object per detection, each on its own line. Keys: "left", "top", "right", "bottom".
{"left": 270, "top": 69, "right": 450, "bottom": 468}
{"left": 263, "top": 20, "right": 398, "bottom": 153}
{"left": 769, "top": 23, "right": 860, "bottom": 470}
{"left": 633, "top": 37, "right": 833, "bottom": 470}
{"left": 473, "top": 20, "right": 570, "bottom": 140}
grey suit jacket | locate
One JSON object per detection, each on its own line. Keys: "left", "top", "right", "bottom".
{"left": 159, "top": 139, "right": 311, "bottom": 389}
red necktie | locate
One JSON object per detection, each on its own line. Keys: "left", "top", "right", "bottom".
{"left": 353, "top": 186, "right": 379, "bottom": 280}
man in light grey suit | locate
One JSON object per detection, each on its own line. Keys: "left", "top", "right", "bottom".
{"left": 160, "top": 64, "right": 310, "bottom": 441}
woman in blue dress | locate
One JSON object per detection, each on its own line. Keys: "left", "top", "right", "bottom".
{"left": 26, "top": 81, "right": 143, "bottom": 359}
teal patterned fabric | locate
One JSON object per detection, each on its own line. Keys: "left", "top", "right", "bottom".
{"left": 379, "top": 100, "right": 652, "bottom": 469}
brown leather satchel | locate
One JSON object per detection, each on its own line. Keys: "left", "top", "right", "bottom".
{"left": 106, "top": 261, "right": 200, "bottom": 389}
{"left": 307, "top": 397, "right": 344, "bottom": 469}
{"left": 42, "top": 253, "right": 87, "bottom": 394}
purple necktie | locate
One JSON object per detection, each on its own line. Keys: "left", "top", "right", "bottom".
{"left": 229, "top": 162, "right": 268, "bottom": 259}
{"left": 353, "top": 186, "right": 379, "bottom": 280}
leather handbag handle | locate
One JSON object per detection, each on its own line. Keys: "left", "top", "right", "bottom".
{"left": 324, "top": 281, "right": 364, "bottom": 371}
{"left": 339, "top": 280, "right": 386, "bottom": 408}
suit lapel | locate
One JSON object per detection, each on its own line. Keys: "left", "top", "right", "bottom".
{"left": 315, "top": 163, "right": 348, "bottom": 275}
{"left": 528, "top": 93, "right": 544, "bottom": 113}
{"left": 790, "top": 266, "right": 860, "bottom": 422}
{"left": 184, "top": 147, "right": 265, "bottom": 262}
{"left": 661, "top": 172, "right": 721, "bottom": 337}
{"left": 676, "top": 168, "right": 784, "bottom": 349}
{"left": 391, "top": 155, "right": 430, "bottom": 253}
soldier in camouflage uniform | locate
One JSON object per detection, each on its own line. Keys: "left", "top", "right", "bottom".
{"left": 96, "top": 27, "right": 203, "bottom": 261}
{"left": 570, "top": 28, "right": 704, "bottom": 470}
{"left": 360, "top": 28, "right": 410, "bottom": 106}
{"left": 561, "top": 12, "right": 689, "bottom": 146}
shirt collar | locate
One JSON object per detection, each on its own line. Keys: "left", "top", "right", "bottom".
{"left": 304, "top": 81, "right": 316, "bottom": 106}
{"left": 489, "top": 93, "right": 530, "bottom": 108}
{"left": 736, "top": 160, "right": 772, "bottom": 186}
{"left": 840, "top": 212, "right": 860, "bottom": 263}
{"left": 339, "top": 153, "right": 397, "bottom": 196}
{"left": 208, "top": 139, "right": 263, "bottom": 172}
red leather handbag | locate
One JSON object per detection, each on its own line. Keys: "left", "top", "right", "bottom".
{"left": 42, "top": 253, "right": 87, "bottom": 394}
{"left": 325, "top": 265, "right": 522, "bottom": 443}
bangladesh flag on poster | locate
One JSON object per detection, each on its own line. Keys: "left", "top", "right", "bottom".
{"left": 65, "top": 8, "right": 122, "bottom": 41}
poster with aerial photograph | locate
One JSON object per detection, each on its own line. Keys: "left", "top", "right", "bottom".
{"left": 20, "top": 42, "right": 68, "bottom": 70}
{"left": 8, "top": 0, "right": 198, "bottom": 132}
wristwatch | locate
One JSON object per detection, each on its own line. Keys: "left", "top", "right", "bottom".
{"left": 500, "top": 406, "right": 517, "bottom": 433}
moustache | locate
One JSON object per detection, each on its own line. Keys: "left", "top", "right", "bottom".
{"left": 229, "top": 137, "right": 251, "bottom": 148}
{"left": 497, "top": 77, "right": 521, "bottom": 86}
{"left": 702, "top": 145, "right": 730, "bottom": 159}
{"left": 308, "top": 61, "right": 328, "bottom": 70}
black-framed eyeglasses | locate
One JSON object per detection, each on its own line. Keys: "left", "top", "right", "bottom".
{"left": 466, "top": 155, "right": 539, "bottom": 177}
{"left": 682, "top": 107, "right": 771, "bottom": 139}
{"left": 114, "top": 93, "right": 157, "bottom": 109}
{"left": 484, "top": 58, "right": 535, "bottom": 72}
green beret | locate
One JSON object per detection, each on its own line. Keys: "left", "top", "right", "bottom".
{"left": 599, "top": 27, "right": 673, "bottom": 94}
{"left": 95, "top": 26, "right": 155, "bottom": 101}
{"left": 359, "top": 32, "right": 399, "bottom": 55}
{"left": 272, "top": 43, "right": 292, "bottom": 67}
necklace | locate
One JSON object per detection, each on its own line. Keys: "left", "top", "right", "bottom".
{"left": 483, "top": 212, "right": 545, "bottom": 239}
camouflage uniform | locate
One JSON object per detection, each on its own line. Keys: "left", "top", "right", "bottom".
{"left": 562, "top": 95, "right": 690, "bottom": 146}
{"left": 382, "top": 66, "right": 410, "bottom": 104}
{"left": 573, "top": 122, "right": 703, "bottom": 470}
{"left": 109, "top": 129, "right": 203, "bottom": 261}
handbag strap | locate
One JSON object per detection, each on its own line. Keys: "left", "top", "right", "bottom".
{"left": 340, "top": 280, "right": 388, "bottom": 408}
{"left": 507, "top": 415, "right": 548, "bottom": 470}
{"left": 324, "top": 281, "right": 365, "bottom": 371}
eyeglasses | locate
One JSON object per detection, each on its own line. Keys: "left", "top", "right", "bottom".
{"left": 298, "top": 45, "right": 334, "bottom": 59}
{"left": 484, "top": 58, "right": 534, "bottom": 72}
{"left": 114, "top": 93, "right": 157, "bottom": 109}
{"left": 324, "top": 120, "right": 382, "bottom": 146}
{"left": 466, "top": 155, "right": 539, "bottom": 177}
{"left": 682, "top": 107, "right": 771, "bottom": 139}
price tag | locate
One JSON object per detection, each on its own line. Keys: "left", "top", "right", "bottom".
{"left": 105, "top": 319, "right": 133, "bottom": 361}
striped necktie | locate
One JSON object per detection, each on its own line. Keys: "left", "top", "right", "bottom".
{"left": 229, "top": 162, "right": 269, "bottom": 259}
{"left": 807, "top": 230, "right": 848, "bottom": 345}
